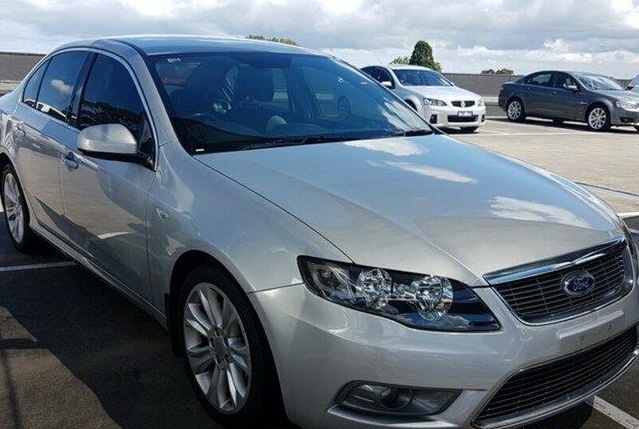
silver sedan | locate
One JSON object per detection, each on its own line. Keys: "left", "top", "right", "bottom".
{"left": 0, "top": 36, "right": 637, "bottom": 429}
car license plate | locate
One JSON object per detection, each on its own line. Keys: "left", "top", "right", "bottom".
{"left": 458, "top": 111, "right": 473, "bottom": 117}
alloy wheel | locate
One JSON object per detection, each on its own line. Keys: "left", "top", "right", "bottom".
{"left": 183, "top": 282, "right": 252, "bottom": 414}
{"left": 588, "top": 107, "right": 607, "bottom": 130}
{"left": 3, "top": 172, "right": 25, "bottom": 244}
{"left": 507, "top": 100, "right": 522, "bottom": 120}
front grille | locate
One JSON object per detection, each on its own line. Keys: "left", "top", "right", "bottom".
{"left": 451, "top": 100, "right": 475, "bottom": 107}
{"left": 490, "top": 242, "right": 629, "bottom": 323}
{"left": 474, "top": 327, "right": 638, "bottom": 428}
{"left": 448, "top": 115, "right": 478, "bottom": 123}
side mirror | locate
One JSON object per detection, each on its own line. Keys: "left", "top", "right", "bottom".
{"left": 627, "top": 84, "right": 635, "bottom": 90}
{"left": 381, "top": 80, "right": 393, "bottom": 88}
{"left": 566, "top": 84, "right": 579, "bottom": 92}
{"left": 77, "top": 124, "right": 150, "bottom": 166}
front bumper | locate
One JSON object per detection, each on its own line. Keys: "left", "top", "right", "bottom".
{"left": 249, "top": 283, "right": 639, "bottom": 429}
{"left": 612, "top": 107, "right": 639, "bottom": 126}
{"left": 423, "top": 105, "right": 486, "bottom": 129}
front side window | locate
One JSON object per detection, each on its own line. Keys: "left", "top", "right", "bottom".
{"left": 148, "top": 52, "right": 430, "bottom": 154}
{"left": 554, "top": 73, "right": 578, "bottom": 90}
{"left": 78, "top": 55, "right": 153, "bottom": 154}
{"left": 22, "top": 60, "right": 49, "bottom": 108}
{"left": 37, "top": 51, "right": 88, "bottom": 121}
{"left": 392, "top": 69, "right": 452, "bottom": 87}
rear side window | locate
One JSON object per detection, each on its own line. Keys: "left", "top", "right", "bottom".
{"left": 78, "top": 54, "right": 153, "bottom": 153}
{"left": 22, "top": 61, "right": 48, "bottom": 108}
{"left": 37, "top": 51, "right": 88, "bottom": 121}
{"left": 525, "top": 72, "right": 553, "bottom": 87}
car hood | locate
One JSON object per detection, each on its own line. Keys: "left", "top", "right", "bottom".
{"left": 196, "top": 136, "right": 622, "bottom": 285}
{"left": 592, "top": 89, "right": 639, "bottom": 100}
{"left": 402, "top": 85, "right": 481, "bottom": 101}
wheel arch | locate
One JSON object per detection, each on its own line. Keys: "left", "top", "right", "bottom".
{"left": 585, "top": 100, "right": 612, "bottom": 122}
{"left": 167, "top": 249, "right": 232, "bottom": 354}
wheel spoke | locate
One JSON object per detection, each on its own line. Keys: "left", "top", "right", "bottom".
{"left": 187, "top": 345, "right": 215, "bottom": 374}
{"left": 221, "top": 299, "right": 239, "bottom": 336}
{"left": 206, "top": 365, "right": 224, "bottom": 408}
{"left": 198, "top": 287, "right": 221, "bottom": 328}
{"left": 226, "top": 367, "right": 238, "bottom": 407}
{"left": 184, "top": 303, "right": 211, "bottom": 336}
{"left": 229, "top": 363, "right": 248, "bottom": 400}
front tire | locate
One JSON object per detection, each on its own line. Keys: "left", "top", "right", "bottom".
{"left": 1, "top": 164, "right": 39, "bottom": 253}
{"left": 506, "top": 98, "right": 525, "bottom": 122}
{"left": 586, "top": 105, "right": 611, "bottom": 131}
{"left": 177, "top": 265, "right": 283, "bottom": 428}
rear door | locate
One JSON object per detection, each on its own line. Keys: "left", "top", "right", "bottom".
{"left": 522, "top": 72, "right": 555, "bottom": 115}
{"left": 11, "top": 51, "right": 89, "bottom": 240}
{"left": 59, "top": 53, "right": 156, "bottom": 299}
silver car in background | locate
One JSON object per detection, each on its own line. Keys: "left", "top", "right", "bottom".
{"left": 0, "top": 36, "right": 638, "bottom": 429}
{"left": 362, "top": 64, "right": 486, "bottom": 132}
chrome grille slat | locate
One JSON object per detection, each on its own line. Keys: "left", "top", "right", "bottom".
{"left": 490, "top": 244, "right": 628, "bottom": 323}
{"left": 474, "top": 328, "right": 638, "bottom": 426}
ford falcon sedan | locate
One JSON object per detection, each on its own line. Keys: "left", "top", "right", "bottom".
{"left": 0, "top": 36, "right": 637, "bottom": 429}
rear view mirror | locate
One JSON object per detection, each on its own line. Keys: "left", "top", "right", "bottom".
{"left": 77, "top": 124, "right": 150, "bottom": 166}
{"left": 381, "top": 80, "right": 393, "bottom": 88}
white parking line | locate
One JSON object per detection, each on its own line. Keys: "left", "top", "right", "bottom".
{"left": 594, "top": 396, "right": 639, "bottom": 429}
{"left": 0, "top": 261, "right": 75, "bottom": 273}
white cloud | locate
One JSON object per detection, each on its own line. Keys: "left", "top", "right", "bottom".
{"left": 1, "top": 0, "right": 638, "bottom": 77}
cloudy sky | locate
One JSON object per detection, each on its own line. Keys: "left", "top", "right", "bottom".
{"left": 1, "top": 0, "right": 638, "bottom": 77}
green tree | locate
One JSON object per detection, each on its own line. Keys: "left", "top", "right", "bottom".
{"left": 246, "top": 35, "right": 299, "bottom": 46}
{"left": 481, "top": 68, "right": 514, "bottom": 75}
{"left": 390, "top": 55, "right": 410, "bottom": 65}
{"left": 408, "top": 40, "right": 442, "bottom": 72}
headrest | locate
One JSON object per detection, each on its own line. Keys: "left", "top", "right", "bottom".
{"left": 235, "top": 66, "right": 275, "bottom": 102}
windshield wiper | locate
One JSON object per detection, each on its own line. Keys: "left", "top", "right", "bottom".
{"left": 238, "top": 135, "right": 361, "bottom": 150}
{"left": 394, "top": 129, "right": 433, "bottom": 137}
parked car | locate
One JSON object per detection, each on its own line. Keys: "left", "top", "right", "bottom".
{"left": 628, "top": 73, "right": 639, "bottom": 92}
{"left": 499, "top": 70, "right": 639, "bottom": 131}
{"left": 362, "top": 64, "right": 486, "bottom": 132}
{"left": 1, "top": 36, "right": 638, "bottom": 429}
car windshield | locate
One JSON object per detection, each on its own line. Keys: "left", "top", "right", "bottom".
{"left": 393, "top": 69, "right": 452, "bottom": 86}
{"left": 574, "top": 73, "right": 624, "bottom": 91}
{"left": 147, "top": 52, "right": 431, "bottom": 154}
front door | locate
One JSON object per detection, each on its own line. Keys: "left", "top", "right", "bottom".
{"left": 59, "top": 53, "right": 156, "bottom": 300}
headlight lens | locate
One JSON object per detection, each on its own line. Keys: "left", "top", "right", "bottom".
{"left": 299, "top": 257, "right": 500, "bottom": 331}
{"left": 477, "top": 98, "right": 485, "bottom": 106}
{"left": 424, "top": 98, "right": 447, "bottom": 107}
{"left": 615, "top": 99, "right": 639, "bottom": 110}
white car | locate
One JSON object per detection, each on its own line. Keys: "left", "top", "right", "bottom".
{"left": 362, "top": 64, "right": 486, "bottom": 132}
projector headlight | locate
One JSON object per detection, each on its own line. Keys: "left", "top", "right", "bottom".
{"left": 424, "top": 98, "right": 447, "bottom": 107}
{"left": 615, "top": 99, "right": 639, "bottom": 110}
{"left": 298, "top": 257, "right": 500, "bottom": 331}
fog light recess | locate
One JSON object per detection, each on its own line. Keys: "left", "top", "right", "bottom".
{"left": 338, "top": 382, "right": 459, "bottom": 416}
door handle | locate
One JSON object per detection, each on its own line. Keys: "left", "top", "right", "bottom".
{"left": 63, "top": 151, "right": 79, "bottom": 169}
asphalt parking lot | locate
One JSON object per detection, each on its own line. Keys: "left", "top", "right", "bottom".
{"left": 1, "top": 118, "right": 638, "bottom": 429}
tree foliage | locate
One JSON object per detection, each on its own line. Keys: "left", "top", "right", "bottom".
{"left": 246, "top": 35, "right": 299, "bottom": 46}
{"left": 408, "top": 40, "right": 442, "bottom": 72}
{"left": 481, "top": 68, "right": 515, "bottom": 75}
{"left": 390, "top": 55, "right": 410, "bottom": 65}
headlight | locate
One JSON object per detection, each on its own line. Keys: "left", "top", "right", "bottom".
{"left": 477, "top": 98, "right": 485, "bottom": 106}
{"left": 615, "top": 99, "right": 639, "bottom": 110}
{"left": 298, "top": 257, "right": 500, "bottom": 331}
{"left": 424, "top": 98, "right": 447, "bottom": 107}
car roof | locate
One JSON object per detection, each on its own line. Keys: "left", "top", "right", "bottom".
{"left": 54, "top": 34, "right": 322, "bottom": 57}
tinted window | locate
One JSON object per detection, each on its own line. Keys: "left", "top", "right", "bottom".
{"left": 78, "top": 55, "right": 152, "bottom": 152}
{"left": 525, "top": 72, "right": 553, "bottom": 87}
{"left": 22, "top": 61, "right": 48, "bottom": 108}
{"left": 393, "top": 69, "right": 451, "bottom": 86}
{"left": 149, "top": 53, "right": 429, "bottom": 154}
{"left": 38, "top": 51, "right": 88, "bottom": 121}
{"left": 554, "top": 73, "right": 578, "bottom": 90}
